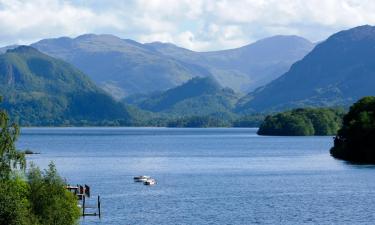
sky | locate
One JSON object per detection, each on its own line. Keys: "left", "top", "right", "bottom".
{"left": 0, "top": 0, "right": 375, "bottom": 51}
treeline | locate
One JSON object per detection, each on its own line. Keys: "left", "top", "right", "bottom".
{"left": 131, "top": 113, "right": 265, "bottom": 128}
{"left": 166, "top": 116, "right": 231, "bottom": 127}
{"left": 3, "top": 96, "right": 133, "bottom": 127}
{"left": 4, "top": 101, "right": 264, "bottom": 128}
{"left": 0, "top": 98, "right": 80, "bottom": 225}
{"left": 258, "top": 108, "right": 345, "bottom": 136}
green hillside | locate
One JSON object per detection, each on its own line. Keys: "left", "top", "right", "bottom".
{"left": 238, "top": 25, "right": 375, "bottom": 113}
{"left": 0, "top": 46, "right": 133, "bottom": 126}
{"left": 125, "top": 76, "right": 240, "bottom": 117}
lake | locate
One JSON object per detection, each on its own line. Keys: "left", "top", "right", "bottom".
{"left": 17, "top": 127, "right": 375, "bottom": 225}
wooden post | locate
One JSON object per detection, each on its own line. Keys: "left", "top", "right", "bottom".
{"left": 85, "top": 184, "right": 90, "bottom": 197}
{"left": 98, "top": 195, "right": 101, "bottom": 218}
{"left": 82, "top": 195, "right": 86, "bottom": 216}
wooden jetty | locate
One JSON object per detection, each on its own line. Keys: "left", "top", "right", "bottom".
{"left": 66, "top": 184, "right": 101, "bottom": 218}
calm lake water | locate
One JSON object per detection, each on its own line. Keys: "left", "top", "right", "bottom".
{"left": 17, "top": 127, "right": 375, "bottom": 225}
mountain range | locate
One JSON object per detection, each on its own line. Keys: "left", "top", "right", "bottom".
{"left": 26, "top": 34, "right": 314, "bottom": 99}
{"left": 2, "top": 25, "right": 375, "bottom": 126}
{"left": 238, "top": 25, "right": 375, "bottom": 112}
{"left": 30, "top": 34, "right": 211, "bottom": 99}
{"left": 146, "top": 35, "right": 314, "bottom": 92}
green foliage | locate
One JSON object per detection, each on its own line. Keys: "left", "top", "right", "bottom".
{"left": 28, "top": 163, "right": 81, "bottom": 225}
{"left": 0, "top": 164, "right": 81, "bottom": 225}
{"left": 258, "top": 108, "right": 344, "bottom": 136}
{"left": 0, "top": 97, "right": 25, "bottom": 179}
{"left": 0, "top": 178, "right": 38, "bottom": 225}
{"left": 0, "top": 102, "right": 80, "bottom": 225}
{"left": 330, "top": 96, "right": 375, "bottom": 163}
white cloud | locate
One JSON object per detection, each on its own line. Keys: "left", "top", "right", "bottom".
{"left": 0, "top": 0, "right": 124, "bottom": 44}
{"left": 1, "top": 0, "right": 375, "bottom": 51}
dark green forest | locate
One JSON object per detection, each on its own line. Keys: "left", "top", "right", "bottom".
{"left": 257, "top": 108, "right": 345, "bottom": 136}
{"left": 330, "top": 96, "right": 375, "bottom": 163}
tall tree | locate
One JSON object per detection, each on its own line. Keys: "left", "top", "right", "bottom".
{"left": 0, "top": 97, "right": 25, "bottom": 179}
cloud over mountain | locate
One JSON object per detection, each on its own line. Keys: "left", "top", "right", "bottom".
{"left": 1, "top": 0, "right": 375, "bottom": 51}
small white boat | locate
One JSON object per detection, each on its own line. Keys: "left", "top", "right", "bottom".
{"left": 133, "top": 175, "right": 150, "bottom": 182}
{"left": 144, "top": 178, "right": 156, "bottom": 186}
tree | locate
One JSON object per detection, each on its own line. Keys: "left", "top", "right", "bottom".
{"left": 28, "top": 163, "right": 81, "bottom": 225}
{"left": 0, "top": 178, "right": 38, "bottom": 225}
{"left": 0, "top": 97, "right": 25, "bottom": 179}
{"left": 330, "top": 96, "right": 375, "bottom": 163}
{"left": 0, "top": 97, "right": 80, "bottom": 225}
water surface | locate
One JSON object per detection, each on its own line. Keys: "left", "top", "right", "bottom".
{"left": 17, "top": 128, "right": 375, "bottom": 225}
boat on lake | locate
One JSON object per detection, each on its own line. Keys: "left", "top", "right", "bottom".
{"left": 133, "top": 175, "right": 150, "bottom": 182}
{"left": 144, "top": 178, "right": 156, "bottom": 186}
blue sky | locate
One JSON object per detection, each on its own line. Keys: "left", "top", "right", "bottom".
{"left": 0, "top": 0, "right": 374, "bottom": 51}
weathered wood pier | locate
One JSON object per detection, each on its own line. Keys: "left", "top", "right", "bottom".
{"left": 66, "top": 184, "right": 101, "bottom": 218}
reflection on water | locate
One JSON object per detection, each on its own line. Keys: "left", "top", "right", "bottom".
{"left": 17, "top": 128, "right": 375, "bottom": 225}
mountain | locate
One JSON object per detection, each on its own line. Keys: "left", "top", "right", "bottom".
{"left": 237, "top": 25, "right": 375, "bottom": 113}
{"left": 27, "top": 34, "right": 313, "bottom": 98}
{"left": 0, "top": 46, "right": 133, "bottom": 126}
{"left": 31, "top": 34, "right": 211, "bottom": 99}
{"left": 125, "top": 76, "right": 240, "bottom": 117}
{"left": 146, "top": 35, "right": 314, "bottom": 92}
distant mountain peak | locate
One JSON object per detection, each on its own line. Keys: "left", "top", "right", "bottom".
{"left": 257, "top": 35, "right": 311, "bottom": 42}
{"left": 238, "top": 35, "right": 313, "bottom": 52}
{"left": 75, "top": 33, "right": 121, "bottom": 41}
{"left": 329, "top": 25, "right": 375, "bottom": 42}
